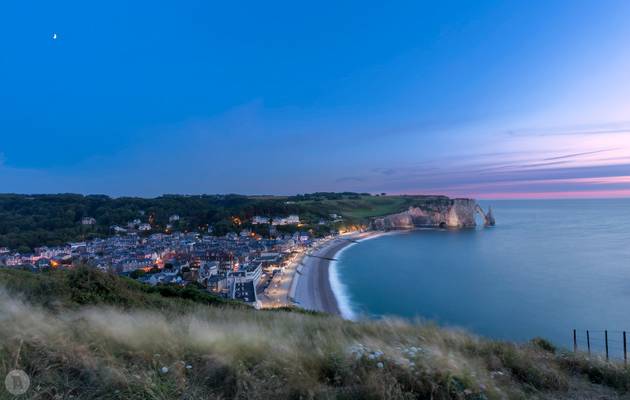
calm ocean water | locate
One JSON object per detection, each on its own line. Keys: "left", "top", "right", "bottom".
{"left": 333, "top": 199, "right": 630, "bottom": 349}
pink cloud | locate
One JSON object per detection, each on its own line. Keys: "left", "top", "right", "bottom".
{"left": 397, "top": 176, "right": 630, "bottom": 199}
{"left": 472, "top": 190, "right": 630, "bottom": 200}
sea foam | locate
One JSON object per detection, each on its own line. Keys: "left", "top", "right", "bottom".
{"left": 328, "top": 232, "right": 401, "bottom": 320}
{"left": 328, "top": 245, "right": 357, "bottom": 321}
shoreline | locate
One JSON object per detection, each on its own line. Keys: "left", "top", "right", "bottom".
{"left": 292, "top": 230, "right": 396, "bottom": 317}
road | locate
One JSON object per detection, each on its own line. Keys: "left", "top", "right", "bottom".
{"left": 259, "top": 248, "right": 306, "bottom": 308}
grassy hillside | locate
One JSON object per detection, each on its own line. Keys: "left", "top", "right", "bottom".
{"left": 1, "top": 268, "right": 630, "bottom": 399}
{"left": 295, "top": 196, "right": 416, "bottom": 220}
{"left": 0, "top": 267, "right": 241, "bottom": 311}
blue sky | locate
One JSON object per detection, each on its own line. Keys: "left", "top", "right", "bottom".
{"left": 1, "top": 1, "right": 630, "bottom": 198}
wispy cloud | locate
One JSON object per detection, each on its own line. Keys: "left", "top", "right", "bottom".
{"left": 470, "top": 190, "right": 630, "bottom": 200}
{"left": 371, "top": 168, "right": 398, "bottom": 176}
{"left": 542, "top": 148, "right": 617, "bottom": 161}
{"left": 505, "top": 121, "right": 630, "bottom": 137}
{"left": 342, "top": 132, "right": 630, "bottom": 199}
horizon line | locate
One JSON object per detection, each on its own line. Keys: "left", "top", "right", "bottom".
{"left": 1, "top": 191, "right": 629, "bottom": 201}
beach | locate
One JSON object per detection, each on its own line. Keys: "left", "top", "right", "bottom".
{"left": 292, "top": 231, "right": 386, "bottom": 316}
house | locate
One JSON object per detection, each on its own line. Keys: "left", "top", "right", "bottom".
{"left": 111, "top": 225, "right": 127, "bottom": 234}
{"left": 207, "top": 274, "right": 228, "bottom": 293}
{"left": 35, "top": 246, "right": 67, "bottom": 259}
{"left": 82, "top": 217, "right": 96, "bottom": 225}
{"left": 169, "top": 214, "right": 180, "bottom": 223}
{"left": 329, "top": 213, "right": 343, "bottom": 222}
{"left": 138, "top": 223, "right": 152, "bottom": 232}
{"left": 197, "top": 261, "right": 219, "bottom": 285}
{"left": 286, "top": 215, "right": 300, "bottom": 224}
{"left": 272, "top": 215, "right": 300, "bottom": 225}
{"left": 254, "top": 253, "right": 283, "bottom": 268}
{"left": 293, "top": 232, "right": 310, "bottom": 243}
{"left": 68, "top": 242, "right": 87, "bottom": 252}
{"left": 230, "top": 262, "right": 262, "bottom": 285}
{"left": 271, "top": 216, "right": 284, "bottom": 226}
{"left": 141, "top": 271, "right": 181, "bottom": 286}
{"left": 4, "top": 254, "right": 21, "bottom": 266}
{"left": 252, "top": 216, "right": 270, "bottom": 225}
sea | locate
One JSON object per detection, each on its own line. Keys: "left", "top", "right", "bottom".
{"left": 330, "top": 199, "right": 630, "bottom": 353}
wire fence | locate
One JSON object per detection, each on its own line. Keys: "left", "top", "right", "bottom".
{"left": 573, "top": 329, "right": 628, "bottom": 363}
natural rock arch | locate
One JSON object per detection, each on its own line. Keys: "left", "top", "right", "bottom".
{"left": 475, "top": 205, "right": 495, "bottom": 226}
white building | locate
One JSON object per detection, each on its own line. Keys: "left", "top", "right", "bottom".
{"left": 197, "top": 261, "right": 220, "bottom": 285}
{"left": 329, "top": 213, "right": 343, "bottom": 222}
{"left": 138, "top": 223, "right": 152, "bottom": 231}
{"left": 272, "top": 215, "right": 300, "bottom": 226}
{"left": 35, "top": 246, "right": 67, "bottom": 259}
{"left": 286, "top": 215, "right": 300, "bottom": 224}
{"left": 252, "top": 216, "right": 270, "bottom": 225}
{"left": 69, "top": 242, "right": 86, "bottom": 251}
{"left": 81, "top": 217, "right": 96, "bottom": 225}
{"left": 229, "top": 262, "right": 263, "bottom": 286}
{"left": 111, "top": 225, "right": 127, "bottom": 233}
{"left": 169, "top": 214, "right": 180, "bottom": 223}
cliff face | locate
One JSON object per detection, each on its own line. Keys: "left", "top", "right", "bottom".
{"left": 371, "top": 198, "right": 493, "bottom": 230}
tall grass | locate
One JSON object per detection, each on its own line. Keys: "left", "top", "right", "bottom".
{"left": 1, "top": 269, "right": 629, "bottom": 399}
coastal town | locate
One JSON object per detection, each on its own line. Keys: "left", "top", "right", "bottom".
{"left": 0, "top": 195, "right": 492, "bottom": 313}
{"left": 0, "top": 212, "right": 353, "bottom": 309}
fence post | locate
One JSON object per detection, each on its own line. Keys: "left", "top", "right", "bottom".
{"left": 573, "top": 329, "right": 577, "bottom": 352}
{"left": 624, "top": 331, "right": 627, "bottom": 366}
{"left": 605, "top": 330, "right": 609, "bottom": 361}
{"left": 587, "top": 330, "right": 591, "bottom": 355}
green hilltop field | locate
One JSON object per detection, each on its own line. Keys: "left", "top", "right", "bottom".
{"left": 1, "top": 267, "right": 630, "bottom": 399}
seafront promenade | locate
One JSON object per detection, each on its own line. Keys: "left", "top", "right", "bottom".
{"left": 258, "top": 248, "right": 306, "bottom": 308}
